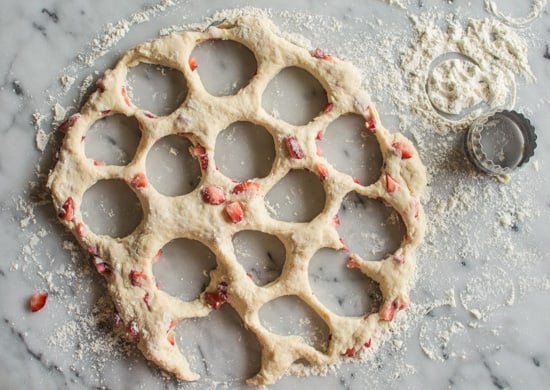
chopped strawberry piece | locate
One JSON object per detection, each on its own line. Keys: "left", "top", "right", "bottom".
{"left": 393, "top": 253, "right": 405, "bottom": 264}
{"left": 59, "top": 197, "right": 74, "bottom": 221}
{"left": 143, "top": 293, "right": 152, "bottom": 310}
{"left": 127, "top": 321, "right": 139, "bottom": 342}
{"left": 315, "top": 130, "right": 324, "bottom": 140}
{"left": 381, "top": 301, "right": 397, "bottom": 321}
{"left": 225, "top": 201, "right": 244, "bottom": 223}
{"left": 76, "top": 222, "right": 86, "bottom": 238}
{"left": 246, "top": 272, "right": 253, "bottom": 279}
{"left": 144, "top": 111, "right": 157, "bottom": 119}
{"left": 332, "top": 214, "right": 340, "bottom": 226}
{"left": 88, "top": 245, "right": 98, "bottom": 256}
{"left": 392, "top": 142, "right": 413, "bottom": 159}
{"left": 232, "top": 181, "right": 260, "bottom": 195}
{"left": 398, "top": 297, "right": 409, "bottom": 311}
{"left": 366, "top": 118, "right": 376, "bottom": 133}
{"left": 316, "top": 163, "right": 328, "bottom": 182}
{"left": 312, "top": 48, "right": 332, "bottom": 60}
{"left": 191, "top": 144, "right": 209, "bottom": 170}
{"left": 339, "top": 238, "right": 349, "bottom": 252}
{"left": 204, "top": 282, "right": 228, "bottom": 310}
{"left": 152, "top": 249, "right": 163, "bottom": 263}
{"left": 201, "top": 185, "right": 225, "bottom": 205}
{"left": 100, "top": 109, "right": 111, "bottom": 116}
{"left": 81, "top": 136, "right": 86, "bottom": 143}
{"left": 347, "top": 257, "right": 360, "bottom": 269}
{"left": 93, "top": 160, "right": 106, "bottom": 166}
{"left": 93, "top": 256, "right": 111, "bottom": 274}
{"left": 364, "top": 338, "right": 372, "bottom": 348}
{"left": 189, "top": 57, "right": 198, "bottom": 71}
{"left": 130, "top": 270, "right": 147, "bottom": 287}
{"left": 168, "top": 320, "right": 177, "bottom": 331}
{"left": 324, "top": 102, "right": 334, "bottom": 113}
{"left": 121, "top": 86, "right": 131, "bottom": 107}
{"left": 30, "top": 293, "right": 48, "bottom": 312}
{"left": 353, "top": 178, "right": 361, "bottom": 184}
{"left": 316, "top": 145, "right": 322, "bottom": 156}
{"left": 131, "top": 172, "right": 148, "bottom": 189}
{"left": 284, "top": 135, "right": 305, "bottom": 159}
{"left": 385, "top": 174, "right": 398, "bottom": 193}
{"left": 167, "top": 332, "right": 175, "bottom": 346}
{"left": 58, "top": 113, "right": 81, "bottom": 133}
{"left": 343, "top": 347, "right": 356, "bottom": 357}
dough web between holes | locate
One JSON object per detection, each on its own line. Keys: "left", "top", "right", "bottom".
{"left": 47, "top": 15, "right": 427, "bottom": 385}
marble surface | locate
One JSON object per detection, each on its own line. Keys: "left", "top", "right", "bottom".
{"left": 1, "top": 0, "right": 550, "bottom": 389}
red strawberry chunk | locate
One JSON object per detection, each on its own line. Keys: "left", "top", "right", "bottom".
{"left": 225, "top": 201, "right": 244, "bottom": 223}
{"left": 144, "top": 111, "right": 157, "bottom": 119}
{"left": 204, "top": 282, "right": 228, "bottom": 310}
{"left": 152, "top": 249, "right": 163, "bottom": 263}
{"left": 59, "top": 197, "right": 74, "bottom": 221}
{"left": 312, "top": 48, "right": 332, "bottom": 60}
{"left": 366, "top": 118, "right": 376, "bottom": 133}
{"left": 316, "top": 163, "right": 328, "bottom": 181}
{"left": 392, "top": 142, "right": 413, "bottom": 159}
{"left": 143, "top": 293, "right": 152, "bottom": 310}
{"left": 315, "top": 130, "right": 324, "bottom": 140}
{"left": 191, "top": 144, "right": 209, "bottom": 170}
{"left": 201, "top": 185, "right": 225, "bottom": 205}
{"left": 346, "top": 257, "right": 360, "bottom": 269}
{"left": 343, "top": 347, "right": 356, "bottom": 357}
{"left": 189, "top": 57, "right": 198, "bottom": 71}
{"left": 93, "top": 257, "right": 111, "bottom": 274}
{"left": 332, "top": 214, "right": 340, "bottom": 226}
{"left": 100, "top": 109, "right": 111, "bottom": 116}
{"left": 130, "top": 270, "right": 147, "bottom": 287}
{"left": 30, "top": 292, "right": 48, "bottom": 312}
{"left": 131, "top": 173, "right": 148, "bottom": 189}
{"left": 121, "top": 86, "right": 131, "bottom": 107}
{"left": 364, "top": 338, "right": 372, "bottom": 348}
{"left": 88, "top": 245, "right": 98, "bottom": 256}
{"left": 284, "top": 135, "right": 305, "bottom": 159}
{"left": 339, "top": 237, "right": 349, "bottom": 252}
{"left": 385, "top": 174, "right": 398, "bottom": 193}
{"left": 324, "top": 102, "right": 334, "bottom": 113}
{"left": 93, "top": 160, "right": 106, "bottom": 166}
{"left": 58, "top": 113, "right": 81, "bottom": 133}
{"left": 167, "top": 332, "right": 175, "bottom": 346}
{"left": 381, "top": 300, "right": 397, "bottom": 321}
{"left": 232, "top": 181, "right": 260, "bottom": 195}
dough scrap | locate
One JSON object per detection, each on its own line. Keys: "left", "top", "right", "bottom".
{"left": 48, "top": 15, "right": 427, "bottom": 385}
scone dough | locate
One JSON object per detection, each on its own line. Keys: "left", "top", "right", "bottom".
{"left": 48, "top": 15, "right": 427, "bottom": 385}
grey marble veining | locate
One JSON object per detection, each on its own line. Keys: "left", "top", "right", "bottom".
{"left": 1, "top": 0, "right": 550, "bottom": 389}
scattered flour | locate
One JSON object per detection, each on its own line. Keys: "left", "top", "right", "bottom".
{"left": 18, "top": 1, "right": 548, "bottom": 388}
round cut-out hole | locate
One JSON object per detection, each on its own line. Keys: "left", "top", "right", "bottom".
{"left": 126, "top": 63, "right": 187, "bottom": 116}
{"left": 265, "top": 169, "right": 326, "bottom": 223}
{"left": 85, "top": 114, "right": 141, "bottom": 166}
{"left": 191, "top": 39, "right": 257, "bottom": 96}
{"left": 176, "top": 304, "right": 261, "bottom": 380}
{"left": 214, "top": 122, "right": 275, "bottom": 182}
{"left": 81, "top": 180, "right": 143, "bottom": 238}
{"left": 232, "top": 230, "right": 286, "bottom": 286}
{"left": 318, "top": 114, "right": 382, "bottom": 186}
{"left": 262, "top": 67, "right": 328, "bottom": 126}
{"left": 309, "top": 248, "right": 381, "bottom": 317}
{"left": 337, "top": 192, "right": 405, "bottom": 261}
{"left": 259, "top": 295, "right": 330, "bottom": 352}
{"left": 145, "top": 135, "right": 201, "bottom": 197}
{"left": 153, "top": 238, "right": 216, "bottom": 301}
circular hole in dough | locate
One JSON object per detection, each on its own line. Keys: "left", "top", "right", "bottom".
{"left": 337, "top": 192, "right": 405, "bottom": 262}
{"left": 262, "top": 66, "right": 328, "bottom": 126}
{"left": 81, "top": 179, "right": 143, "bottom": 238}
{"left": 232, "top": 230, "right": 286, "bottom": 286}
{"left": 190, "top": 39, "right": 257, "bottom": 96}
{"left": 259, "top": 295, "right": 330, "bottom": 352}
{"left": 145, "top": 135, "right": 202, "bottom": 197}
{"left": 84, "top": 114, "right": 141, "bottom": 166}
{"left": 318, "top": 114, "right": 382, "bottom": 186}
{"left": 176, "top": 304, "right": 262, "bottom": 381}
{"left": 153, "top": 238, "right": 217, "bottom": 301}
{"left": 125, "top": 63, "right": 187, "bottom": 117}
{"left": 265, "top": 169, "right": 326, "bottom": 223}
{"left": 309, "top": 248, "right": 382, "bottom": 317}
{"left": 214, "top": 121, "right": 275, "bottom": 182}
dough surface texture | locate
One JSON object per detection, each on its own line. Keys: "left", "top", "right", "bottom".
{"left": 48, "top": 15, "right": 427, "bottom": 385}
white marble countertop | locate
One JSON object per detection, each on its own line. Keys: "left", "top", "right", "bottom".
{"left": 1, "top": 0, "right": 549, "bottom": 389}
